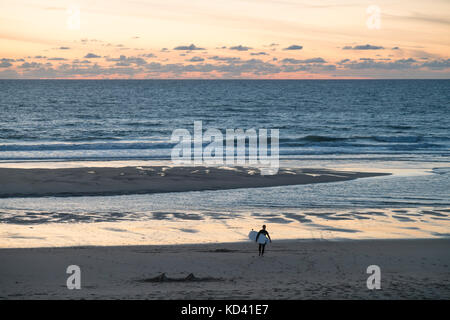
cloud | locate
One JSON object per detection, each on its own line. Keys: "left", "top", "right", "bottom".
{"left": 141, "top": 53, "right": 157, "bottom": 58}
{"left": 47, "top": 57, "right": 67, "bottom": 61}
{"left": 0, "top": 61, "right": 12, "bottom": 68}
{"left": 16, "top": 63, "right": 140, "bottom": 78}
{"left": 280, "top": 63, "right": 336, "bottom": 73}
{"left": 18, "top": 62, "right": 51, "bottom": 69}
{"left": 283, "top": 45, "right": 303, "bottom": 50}
{"left": 84, "top": 53, "right": 101, "bottom": 58}
{"left": 421, "top": 59, "right": 450, "bottom": 70}
{"left": 330, "top": 58, "right": 450, "bottom": 78}
{"left": 59, "top": 47, "right": 70, "bottom": 50}
{"left": 338, "top": 59, "right": 350, "bottom": 64}
{"left": 250, "top": 52, "right": 268, "bottom": 56}
{"left": 139, "top": 58, "right": 281, "bottom": 77}
{"left": 106, "top": 55, "right": 147, "bottom": 66}
{"left": 173, "top": 44, "right": 205, "bottom": 51}
{"left": 282, "top": 57, "right": 326, "bottom": 64}
{"left": 208, "top": 56, "right": 241, "bottom": 63}
{"left": 0, "top": 69, "right": 19, "bottom": 78}
{"left": 187, "top": 56, "right": 205, "bottom": 62}
{"left": 73, "top": 59, "right": 91, "bottom": 64}
{"left": 229, "top": 45, "right": 252, "bottom": 51}
{"left": 343, "top": 58, "right": 419, "bottom": 70}
{"left": 4, "top": 50, "right": 449, "bottom": 79}
{"left": 343, "top": 44, "right": 384, "bottom": 50}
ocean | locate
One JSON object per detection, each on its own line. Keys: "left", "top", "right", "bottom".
{"left": 0, "top": 79, "right": 449, "bottom": 245}
{"left": 0, "top": 79, "right": 449, "bottom": 162}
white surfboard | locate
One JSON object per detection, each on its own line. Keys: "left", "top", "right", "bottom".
{"left": 248, "top": 230, "right": 270, "bottom": 244}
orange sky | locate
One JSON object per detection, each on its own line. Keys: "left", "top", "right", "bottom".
{"left": 0, "top": 0, "right": 449, "bottom": 79}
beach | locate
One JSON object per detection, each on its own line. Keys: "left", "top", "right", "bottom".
{"left": 1, "top": 164, "right": 449, "bottom": 248}
{"left": 0, "top": 166, "right": 387, "bottom": 198}
{"left": 0, "top": 239, "right": 449, "bottom": 299}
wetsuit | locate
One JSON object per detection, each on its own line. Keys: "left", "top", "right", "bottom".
{"left": 256, "top": 229, "right": 270, "bottom": 256}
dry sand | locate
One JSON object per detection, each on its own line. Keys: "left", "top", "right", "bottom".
{"left": 0, "top": 239, "right": 448, "bottom": 299}
{"left": 0, "top": 166, "right": 388, "bottom": 198}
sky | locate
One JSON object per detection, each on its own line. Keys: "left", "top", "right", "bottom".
{"left": 0, "top": 0, "right": 449, "bottom": 79}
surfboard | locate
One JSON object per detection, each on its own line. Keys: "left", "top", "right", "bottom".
{"left": 248, "top": 230, "right": 270, "bottom": 244}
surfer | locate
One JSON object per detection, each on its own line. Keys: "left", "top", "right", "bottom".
{"left": 256, "top": 225, "right": 272, "bottom": 256}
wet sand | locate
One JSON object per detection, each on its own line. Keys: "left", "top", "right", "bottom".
{"left": 0, "top": 239, "right": 448, "bottom": 299}
{"left": 0, "top": 166, "right": 388, "bottom": 198}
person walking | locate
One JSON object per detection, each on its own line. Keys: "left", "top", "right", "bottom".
{"left": 255, "top": 225, "right": 272, "bottom": 256}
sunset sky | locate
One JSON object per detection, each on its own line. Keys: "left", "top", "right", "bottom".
{"left": 0, "top": 0, "right": 449, "bottom": 79}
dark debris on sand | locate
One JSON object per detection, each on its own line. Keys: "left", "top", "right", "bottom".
{"left": 137, "top": 273, "right": 223, "bottom": 283}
